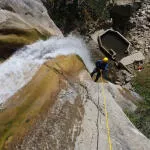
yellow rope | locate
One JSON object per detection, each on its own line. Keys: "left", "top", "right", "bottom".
{"left": 100, "top": 73, "right": 112, "bottom": 150}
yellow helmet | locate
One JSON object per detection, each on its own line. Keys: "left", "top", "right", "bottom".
{"left": 103, "top": 57, "right": 108, "bottom": 62}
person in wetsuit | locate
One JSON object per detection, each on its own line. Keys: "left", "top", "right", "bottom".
{"left": 91, "top": 57, "right": 109, "bottom": 82}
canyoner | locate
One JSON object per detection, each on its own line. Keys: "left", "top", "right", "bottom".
{"left": 0, "top": 0, "right": 150, "bottom": 149}
{"left": 91, "top": 57, "right": 109, "bottom": 82}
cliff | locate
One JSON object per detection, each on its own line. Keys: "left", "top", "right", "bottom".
{"left": 0, "top": 54, "right": 150, "bottom": 150}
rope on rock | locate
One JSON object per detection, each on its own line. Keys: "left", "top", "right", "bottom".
{"left": 100, "top": 72, "right": 112, "bottom": 150}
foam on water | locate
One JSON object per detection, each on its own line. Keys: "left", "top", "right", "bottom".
{"left": 0, "top": 36, "right": 94, "bottom": 104}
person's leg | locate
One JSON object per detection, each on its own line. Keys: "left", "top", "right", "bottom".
{"left": 95, "top": 70, "right": 101, "bottom": 82}
{"left": 90, "top": 68, "right": 97, "bottom": 77}
{"left": 103, "top": 70, "right": 108, "bottom": 80}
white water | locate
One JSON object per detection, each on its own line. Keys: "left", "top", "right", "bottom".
{"left": 0, "top": 36, "right": 94, "bottom": 104}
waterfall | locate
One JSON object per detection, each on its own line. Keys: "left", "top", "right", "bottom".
{"left": 0, "top": 36, "right": 94, "bottom": 104}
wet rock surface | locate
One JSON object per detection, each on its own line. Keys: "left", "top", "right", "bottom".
{"left": 14, "top": 71, "right": 150, "bottom": 150}
{"left": 0, "top": 55, "right": 85, "bottom": 149}
{"left": 1, "top": 55, "right": 149, "bottom": 150}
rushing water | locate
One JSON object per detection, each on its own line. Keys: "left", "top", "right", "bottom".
{"left": 0, "top": 36, "right": 94, "bottom": 104}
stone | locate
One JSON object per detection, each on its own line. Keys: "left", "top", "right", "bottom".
{"left": 120, "top": 52, "right": 145, "bottom": 66}
{"left": 138, "top": 40, "right": 145, "bottom": 46}
{"left": 146, "top": 23, "right": 150, "bottom": 27}
{"left": 135, "top": 45, "right": 141, "bottom": 49}
{"left": 146, "top": 10, "right": 150, "bottom": 14}
{"left": 0, "top": 0, "right": 63, "bottom": 57}
{"left": 147, "top": 16, "right": 150, "bottom": 22}
{"left": 145, "top": 49, "right": 149, "bottom": 53}
{"left": 127, "top": 0, "right": 150, "bottom": 64}
{"left": 141, "top": 10, "right": 146, "bottom": 15}
{"left": 115, "top": 81, "right": 122, "bottom": 85}
{"left": 125, "top": 76, "right": 132, "bottom": 82}
{"left": 90, "top": 29, "right": 105, "bottom": 44}
{"left": 123, "top": 82, "right": 133, "bottom": 90}
{"left": 141, "top": 25, "right": 149, "bottom": 30}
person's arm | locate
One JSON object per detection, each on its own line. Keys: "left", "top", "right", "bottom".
{"left": 96, "top": 60, "right": 102, "bottom": 67}
{"left": 104, "top": 64, "right": 108, "bottom": 71}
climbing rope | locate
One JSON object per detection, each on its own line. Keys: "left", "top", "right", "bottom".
{"left": 100, "top": 71, "right": 112, "bottom": 150}
{"left": 45, "top": 59, "right": 112, "bottom": 149}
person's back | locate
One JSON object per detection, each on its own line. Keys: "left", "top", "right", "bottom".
{"left": 91, "top": 57, "right": 109, "bottom": 82}
{"left": 96, "top": 60, "right": 108, "bottom": 71}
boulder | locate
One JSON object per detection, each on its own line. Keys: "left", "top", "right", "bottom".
{"left": 110, "top": 0, "right": 142, "bottom": 31}
{"left": 120, "top": 52, "right": 145, "bottom": 66}
{"left": 0, "top": 0, "right": 62, "bottom": 58}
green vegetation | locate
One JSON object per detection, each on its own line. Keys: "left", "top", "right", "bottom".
{"left": 43, "top": 0, "right": 111, "bottom": 33}
{"left": 126, "top": 64, "right": 150, "bottom": 138}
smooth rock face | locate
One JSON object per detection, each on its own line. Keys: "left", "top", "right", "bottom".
{"left": 120, "top": 52, "right": 145, "bottom": 66}
{"left": 0, "top": 55, "right": 150, "bottom": 149}
{"left": 75, "top": 71, "right": 150, "bottom": 150}
{"left": 0, "top": 0, "right": 62, "bottom": 35}
{"left": 0, "top": 55, "right": 85, "bottom": 149}
{"left": 18, "top": 70, "right": 150, "bottom": 150}
{"left": 0, "top": 0, "right": 62, "bottom": 57}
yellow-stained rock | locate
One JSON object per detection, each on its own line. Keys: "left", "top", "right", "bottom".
{"left": 0, "top": 55, "right": 85, "bottom": 150}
